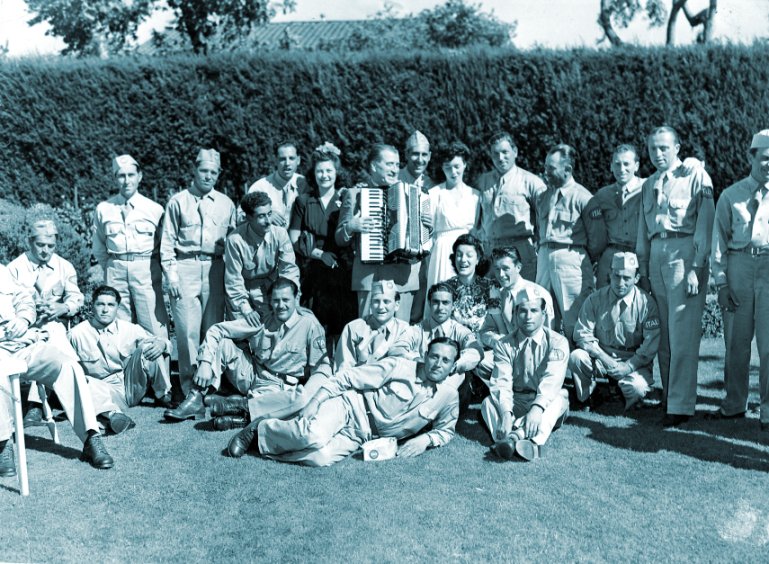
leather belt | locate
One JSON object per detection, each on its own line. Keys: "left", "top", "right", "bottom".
{"left": 731, "top": 246, "right": 769, "bottom": 256}
{"left": 109, "top": 253, "right": 153, "bottom": 261}
{"left": 652, "top": 231, "right": 691, "bottom": 240}
{"left": 176, "top": 252, "right": 221, "bottom": 261}
{"left": 607, "top": 243, "right": 635, "bottom": 252}
{"left": 543, "top": 242, "right": 585, "bottom": 251}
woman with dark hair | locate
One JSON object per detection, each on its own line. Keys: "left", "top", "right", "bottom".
{"left": 423, "top": 141, "right": 480, "bottom": 317}
{"left": 443, "top": 233, "right": 498, "bottom": 332}
{"left": 289, "top": 142, "right": 356, "bottom": 344}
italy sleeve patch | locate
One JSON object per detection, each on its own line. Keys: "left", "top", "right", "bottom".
{"left": 548, "top": 349, "right": 566, "bottom": 361}
{"left": 644, "top": 318, "right": 660, "bottom": 330}
{"left": 701, "top": 186, "right": 714, "bottom": 199}
{"left": 590, "top": 208, "right": 603, "bottom": 219}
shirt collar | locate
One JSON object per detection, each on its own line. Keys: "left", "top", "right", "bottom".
{"left": 90, "top": 318, "right": 119, "bottom": 334}
{"left": 517, "top": 326, "right": 546, "bottom": 346}
{"left": 499, "top": 165, "right": 518, "bottom": 183}
{"left": 270, "top": 171, "right": 296, "bottom": 191}
{"left": 26, "top": 253, "right": 54, "bottom": 271}
{"left": 281, "top": 310, "right": 300, "bottom": 331}
{"left": 749, "top": 174, "right": 769, "bottom": 194}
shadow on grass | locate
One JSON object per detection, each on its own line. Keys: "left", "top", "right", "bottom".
{"left": 570, "top": 415, "right": 769, "bottom": 472}
{"left": 456, "top": 406, "right": 491, "bottom": 447}
{"left": 24, "top": 434, "right": 81, "bottom": 460}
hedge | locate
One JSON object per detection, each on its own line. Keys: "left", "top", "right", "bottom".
{"left": 1, "top": 44, "right": 767, "bottom": 208}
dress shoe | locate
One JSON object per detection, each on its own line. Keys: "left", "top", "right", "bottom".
{"left": 23, "top": 404, "right": 44, "bottom": 428}
{"left": 493, "top": 439, "right": 517, "bottom": 461}
{"left": 213, "top": 415, "right": 249, "bottom": 431}
{"left": 662, "top": 414, "right": 690, "bottom": 427}
{"left": 227, "top": 418, "right": 265, "bottom": 458}
{"left": 108, "top": 412, "right": 136, "bottom": 435}
{"left": 208, "top": 396, "right": 248, "bottom": 417}
{"left": 704, "top": 410, "right": 745, "bottom": 420}
{"left": 81, "top": 434, "right": 114, "bottom": 469}
{"left": 0, "top": 441, "right": 16, "bottom": 478}
{"left": 761, "top": 422, "right": 769, "bottom": 432}
{"left": 154, "top": 393, "right": 174, "bottom": 409}
{"left": 164, "top": 389, "right": 206, "bottom": 421}
{"left": 515, "top": 439, "right": 542, "bottom": 461}
{"left": 623, "top": 394, "right": 643, "bottom": 412}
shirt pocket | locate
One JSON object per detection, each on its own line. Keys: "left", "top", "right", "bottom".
{"left": 180, "top": 216, "right": 202, "bottom": 240}
{"left": 603, "top": 208, "right": 619, "bottom": 223}
{"left": 495, "top": 193, "right": 528, "bottom": 220}
{"left": 0, "top": 292, "right": 15, "bottom": 321}
{"left": 730, "top": 209, "right": 751, "bottom": 246}
{"left": 209, "top": 213, "right": 231, "bottom": 245}
{"left": 133, "top": 220, "right": 156, "bottom": 239}
{"left": 667, "top": 198, "right": 691, "bottom": 228}
{"left": 79, "top": 353, "right": 104, "bottom": 375}
{"left": 105, "top": 221, "right": 124, "bottom": 236}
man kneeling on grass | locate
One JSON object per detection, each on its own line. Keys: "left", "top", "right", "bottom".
{"left": 225, "top": 337, "right": 461, "bottom": 467}
{"left": 482, "top": 287, "right": 569, "bottom": 462}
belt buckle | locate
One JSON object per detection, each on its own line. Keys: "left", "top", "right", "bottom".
{"left": 658, "top": 232, "right": 668, "bottom": 240}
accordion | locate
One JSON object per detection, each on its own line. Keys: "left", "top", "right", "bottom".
{"left": 359, "top": 183, "right": 431, "bottom": 264}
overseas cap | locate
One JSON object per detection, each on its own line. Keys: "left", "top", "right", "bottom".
{"left": 196, "top": 148, "right": 221, "bottom": 168}
{"left": 112, "top": 154, "right": 139, "bottom": 175}
{"left": 371, "top": 280, "right": 397, "bottom": 298}
{"left": 611, "top": 252, "right": 639, "bottom": 271}
{"left": 514, "top": 285, "right": 545, "bottom": 308}
{"left": 750, "top": 130, "right": 769, "bottom": 150}
{"left": 405, "top": 130, "right": 430, "bottom": 151}
{"left": 30, "top": 219, "right": 58, "bottom": 238}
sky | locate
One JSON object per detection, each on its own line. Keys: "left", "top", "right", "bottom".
{"left": 0, "top": 0, "right": 767, "bottom": 57}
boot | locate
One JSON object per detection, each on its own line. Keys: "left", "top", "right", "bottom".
{"left": 23, "top": 404, "right": 44, "bottom": 428}
{"left": 207, "top": 396, "right": 248, "bottom": 417}
{"left": 164, "top": 388, "right": 206, "bottom": 421}
{"left": 81, "top": 434, "right": 114, "bottom": 469}
{"left": 213, "top": 415, "right": 249, "bottom": 431}
{"left": 108, "top": 412, "right": 136, "bottom": 435}
{"left": 0, "top": 440, "right": 16, "bottom": 477}
{"left": 227, "top": 417, "right": 265, "bottom": 458}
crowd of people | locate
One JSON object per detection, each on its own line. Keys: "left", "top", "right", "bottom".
{"left": 1, "top": 125, "right": 767, "bottom": 474}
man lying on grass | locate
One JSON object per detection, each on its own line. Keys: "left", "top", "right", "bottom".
{"left": 226, "top": 337, "right": 461, "bottom": 466}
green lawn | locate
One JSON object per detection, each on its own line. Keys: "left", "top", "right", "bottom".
{"left": 2, "top": 338, "right": 768, "bottom": 562}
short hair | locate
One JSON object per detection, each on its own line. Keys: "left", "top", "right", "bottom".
{"left": 613, "top": 143, "right": 639, "bottom": 162}
{"left": 306, "top": 149, "right": 343, "bottom": 193}
{"left": 366, "top": 143, "right": 399, "bottom": 168}
{"left": 268, "top": 277, "right": 299, "bottom": 297}
{"left": 515, "top": 297, "right": 546, "bottom": 312}
{"left": 451, "top": 233, "right": 484, "bottom": 266}
{"left": 275, "top": 140, "right": 298, "bottom": 155}
{"left": 491, "top": 246, "right": 522, "bottom": 266}
{"left": 648, "top": 125, "right": 680, "bottom": 145}
{"left": 241, "top": 191, "right": 272, "bottom": 216}
{"left": 427, "top": 336, "right": 461, "bottom": 362}
{"left": 436, "top": 141, "right": 471, "bottom": 166}
{"left": 548, "top": 144, "right": 578, "bottom": 171}
{"left": 428, "top": 282, "right": 456, "bottom": 302}
{"left": 92, "top": 285, "right": 121, "bottom": 304}
{"left": 487, "top": 131, "right": 517, "bottom": 150}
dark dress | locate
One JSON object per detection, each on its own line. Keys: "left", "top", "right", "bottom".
{"left": 290, "top": 189, "right": 356, "bottom": 335}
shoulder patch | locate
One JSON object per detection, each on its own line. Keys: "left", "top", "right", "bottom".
{"left": 644, "top": 318, "right": 660, "bottom": 330}
{"left": 701, "top": 186, "right": 714, "bottom": 199}
{"left": 313, "top": 336, "right": 327, "bottom": 352}
{"left": 590, "top": 208, "right": 603, "bottom": 219}
{"left": 548, "top": 349, "right": 566, "bottom": 361}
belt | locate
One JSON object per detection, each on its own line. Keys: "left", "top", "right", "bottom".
{"left": 176, "top": 252, "right": 221, "bottom": 261}
{"left": 605, "top": 344, "right": 636, "bottom": 353}
{"left": 652, "top": 231, "right": 692, "bottom": 240}
{"left": 543, "top": 242, "right": 585, "bottom": 251}
{"left": 607, "top": 243, "right": 635, "bottom": 252}
{"left": 365, "top": 406, "right": 380, "bottom": 438}
{"left": 109, "top": 252, "right": 153, "bottom": 261}
{"left": 731, "top": 246, "right": 769, "bottom": 256}
{"left": 491, "top": 235, "right": 533, "bottom": 245}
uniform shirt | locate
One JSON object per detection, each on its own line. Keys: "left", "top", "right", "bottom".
{"left": 490, "top": 327, "right": 569, "bottom": 414}
{"left": 0, "top": 264, "right": 38, "bottom": 353}
{"left": 248, "top": 172, "right": 309, "bottom": 225}
{"left": 536, "top": 178, "right": 604, "bottom": 257}
{"left": 712, "top": 176, "right": 769, "bottom": 286}
{"left": 8, "top": 253, "right": 83, "bottom": 317}
{"left": 223, "top": 223, "right": 300, "bottom": 315}
{"left": 160, "top": 187, "right": 236, "bottom": 282}
{"left": 334, "top": 317, "right": 411, "bottom": 371}
{"left": 636, "top": 160, "right": 715, "bottom": 272}
{"left": 476, "top": 165, "right": 546, "bottom": 243}
{"left": 479, "top": 278, "right": 554, "bottom": 349}
{"left": 197, "top": 308, "right": 331, "bottom": 383}
{"left": 589, "top": 176, "right": 644, "bottom": 250}
{"left": 68, "top": 318, "right": 168, "bottom": 380}
{"left": 322, "top": 356, "right": 458, "bottom": 447}
{"left": 573, "top": 285, "right": 660, "bottom": 370}
{"left": 93, "top": 192, "right": 164, "bottom": 267}
{"left": 390, "top": 317, "right": 482, "bottom": 374}
{"left": 398, "top": 168, "right": 436, "bottom": 191}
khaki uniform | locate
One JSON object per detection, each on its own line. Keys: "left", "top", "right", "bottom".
{"left": 224, "top": 223, "right": 300, "bottom": 320}
{"left": 570, "top": 286, "right": 661, "bottom": 404}
{"left": 535, "top": 179, "right": 603, "bottom": 340}
{"left": 711, "top": 176, "right": 769, "bottom": 422}
{"left": 476, "top": 279, "right": 554, "bottom": 383}
{"left": 93, "top": 192, "right": 168, "bottom": 341}
{"left": 334, "top": 317, "right": 412, "bottom": 371}
{"left": 590, "top": 177, "right": 644, "bottom": 287}
{"left": 637, "top": 161, "right": 714, "bottom": 415}
{"left": 161, "top": 187, "right": 236, "bottom": 391}
{"left": 398, "top": 169, "right": 435, "bottom": 190}
{"left": 248, "top": 172, "right": 309, "bottom": 226}
{"left": 476, "top": 165, "right": 547, "bottom": 281}
{"left": 258, "top": 356, "right": 459, "bottom": 467}
{"left": 69, "top": 319, "right": 171, "bottom": 414}
{"left": 0, "top": 265, "right": 99, "bottom": 443}
{"left": 482, "top": 327, "right": 569, "bottom": 446}
{"left": 195, "top": 308, "right": 331, "bottom": 421}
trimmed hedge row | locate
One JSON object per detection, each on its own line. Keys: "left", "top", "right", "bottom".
{"left": 1, "top": 44, "right": 767, "bottom": 208}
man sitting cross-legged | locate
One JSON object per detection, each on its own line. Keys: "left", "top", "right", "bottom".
{"left": 481, "top": 287, "right": 569, "bottom": 462}
{"left": 68, "top": 285, "right": 172, "bottom": 434}
{"left": 333, "top": 280, "right": 411, "bottom": 371}
{"left": 226, "top": 337, "right": 461, "bottom": 467}
{"left": 0, "top": 265, "right": 113, "bottom": 475}
{"left": 390, "top": 282, "right": 483, "bottom": 394}
{"left": 164, "top": 277, "right": 332, "bottom": 431}
{"left": 569, "top": 252, "right": 660, "bottom": 411}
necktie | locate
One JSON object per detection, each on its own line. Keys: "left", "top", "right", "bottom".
{"left": 432, "top": 325, "right": 444, "bottom": 340}
{"left": 520, "top": 338, "right": 535, "bottom": 378}
{"left": 34, "top": 265, "right": 50, "bottom": 302}
{"left": 502, "top": 289, "right": 514, "bottom": 325}
{"left": 654, "top": 173, "right": 667, "bottom": 207}
{"left": 121, "top": 202, "right": 130, "bottom": 222}
{"left": 370, "top": 327, "right": 389, "bottom": 360}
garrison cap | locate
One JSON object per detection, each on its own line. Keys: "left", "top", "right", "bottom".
{"left": 514, "top": 285, "right": 545, "bottom": 308}
{"left": 371, "top": 280, "right": 397, "bottom": 298}
{"left": 750, "top": 130, "right": 769, "bottom": 150}
{"left": 112, "top": 154, "right": 139, "bottom": 175}
{"left": 30, "top": 219, "right": 58, "bottom": 238}
{"left": 196, "top": 148, "right": 221, "bottom": 168}
{"left": 611, "top": 252, "right": 639, "bottom": 271}
{"left": 405, "top": 130, "right": 430, "bottom": 151}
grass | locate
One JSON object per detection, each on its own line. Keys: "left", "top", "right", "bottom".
{"left": 1, "top": 337, "right": 768, "bottom": 562}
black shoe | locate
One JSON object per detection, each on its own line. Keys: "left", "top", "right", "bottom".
{"left": 213, "top": 415, "right": 249, "bottom": 431}
{"left": 154, "top": 393, "right": 174, "bottom": 409}
{"left": 493, "top": 439, "right": 517, "bottom": 461}
{"left": 227, "top": 418, "right": 264, "bottom": 458}
{"left": 81, "top": 434, "right": 114, "bottom": 469}
{"left": 761, "top": 422, "right": 769, "bottom": 432}
{"left": 704, "top": 410, "right": 746, "bottom": 420}
{"left": 208, "top": 396, "right": 248, "bottom": 417}
{"left": 23, "top": 405, "right": 44, "bottom": 428}
{"left": 0, "top": 441, "right": 16, "bottom": 477}
{"left": 164, "top": 389, "right": 206, "bottom": 421}
{"left": 662, "top": 414, "right": 690, "bottom": 427}
{"left": 108, "top": 412, "right": 136, "bottom": 435}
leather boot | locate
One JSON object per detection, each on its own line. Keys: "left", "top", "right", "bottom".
{"left": 207, "top": 396, "right": 248, "bottom": 417}
{"left": 0, "top": 440, "right": 16, "bottom": 477}
{"left": 23, "top": 404, "right": 44, "bottom": 428}
{"left": 108, "top": 412, "right": 136, "bottom": 435}
{"left": 227, "top": 417, "right": 264, "bottom": 458}
{"left": 213, "top": 415, "right": 249, "bottom": 431}
{"left": 164, "top": 389, "right": 206, "bottom": 421}
{"left": 81, "top": 434, "right": 114, "bottom": 469}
